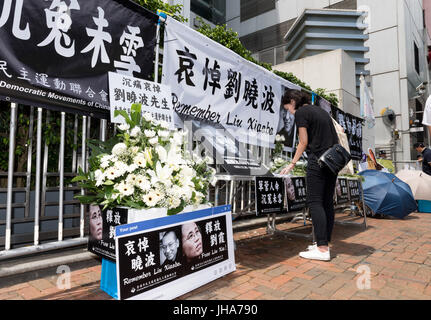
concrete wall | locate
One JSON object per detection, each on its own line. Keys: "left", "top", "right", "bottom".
{"left": 357, "top": 0, "right": 428, "bottom": 166}
{"left": 273, "top": 49, "right": 376, "bottom": 152}
{"left": 274, "top": 49, "right": 359, "bottom": 111}
{"left": 226, "top": 0, "right": 345, "bottom": 37}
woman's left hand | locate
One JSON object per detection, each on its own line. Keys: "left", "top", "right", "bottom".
{"left": 280, "top": 163, "right": 295, "bottom": 175}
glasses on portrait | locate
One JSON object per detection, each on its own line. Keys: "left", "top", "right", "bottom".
{"left": 90, "top": 211, "right": 102, "bottom": 221}
{"left": 161, "top": 241, "right": 177, "bottom": 252}
{"left": 185, "top": 228, "right": 201, "bottom": 242}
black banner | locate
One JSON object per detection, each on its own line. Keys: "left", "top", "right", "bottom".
{"left": 331, "top": 106, "right": 363, "bottom": 160}
{"left": 0, "top": 0, "right": 158, "bottom": 118}
{"left": 117, "top": 215, "right": 229, "bottom": 300}
{"left": 335, "top": 177, "right": 349, "bottom": 204}
{"left": 88, "top": 205, "right": 128, "bottom": 261}
{"left": 284, "top": 176, "right": 307, "bottom": 212}
{"left": 255, "top": 176, "right": 284, "bottom": 215}
{"left": 347, "top": 178, "right": 361, "bottom": 201}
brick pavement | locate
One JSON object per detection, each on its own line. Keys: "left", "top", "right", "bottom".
{"left": 1, "top": 211, "right": 431, "bottom": 300}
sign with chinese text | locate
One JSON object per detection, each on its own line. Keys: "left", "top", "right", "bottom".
{"left": 335, "top": 177, "right": 349, "bottom": 204}
{"left": 255, "top": 176, "right": 285, "bottom": 215}
{"left": 331, "top": 106, "right": 363, "bottom": 160}
{"left": 115, "top": 205, "right": 235, "bottom": 300}
{"left": 347, "top": 178, "right": 361, "bottom": 201}
{"left": 88, "top": 206, "right": 128, "bottom": 261}
{"left": 284, "top": 176, "right": 307, "bottom": 212}
{"left": 108, "top": 72, "right": 174, "bottom": 128}
{"left": 162, "top": 16, "right": 298, "bottom": 147}
{"left": 0, "top": 0, "right": 158, "bottom": 118}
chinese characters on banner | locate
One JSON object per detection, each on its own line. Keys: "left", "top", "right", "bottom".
{"left": 255, "top": 177, "right": 285, "bottom": 215}
{"left": 88, "top": 206, "right": 128, "bottom": 261}
{"left": 331, "top": 106, "right": 364, "bottom": 160}
{"left": 0, "top": 0, "right": 158, "bottom": 118}
{"left": 335, "top": 177, "right": 349, "bottom": 204}
{"left": 347, "top": 178, "right": 361, "bottom": 201}
{"left": 284, "top": 176, "right": 307, "bottom": 212}
{"left": 108, "top": 72, "right": 175, "bottom": 128}
{"left": 115, "top": 206, "right": 235, "bottom": 300}
{"left": 162, "top": 16, "right": 298, "bottom": 147}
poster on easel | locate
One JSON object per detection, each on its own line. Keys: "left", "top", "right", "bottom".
{"left": 114, "top": 205, "right": 235, "bottom": 300}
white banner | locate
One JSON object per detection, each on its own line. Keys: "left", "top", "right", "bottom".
{"left": 162, "top": 17, "right": 299, "bottom": 147}
{"left": 109, "top": 72, "right": 175, "bottom": 128}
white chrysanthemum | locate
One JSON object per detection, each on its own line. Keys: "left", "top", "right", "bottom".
{"left": 100, "top": 154, "right": 113, "bottom": 169}
{"left": 158, "top": 130, "right": 170, "bottom": 138}
{"left": 136, "top": 175, "right": 151, "bottom": 191}
{"left": 149, "top": 137, "right": 159, "bottom": 145}
{"left": 159, "top": 121, "right": 170, "bottom": 129}
{"left": 114, "top": 161, "right": 128, "bottom": 177}
{"left": 144, "top": 129, "right": 156, "bottom": 138}
{"left": 105, "top": 167, "right": 118, "bottom": 180}
{"left": 112, "top": 143, "right": 127, "bottom": 156}
{"left": 118, "top": 123, "right": 130, "bottom": 131}
{"left": 143, "top": 190, "right": 159, "bottom": 207}
{"left": 143, "top": 113, "right": 153, "bottom": 122}
{"left": 127, "top": 163, "right": 138, "bottom": 173}
{"left": 133, "top": 153, "right": 146, "bottom": 168}
{"left": 116, "top": 181, "right": 134, "bottom": 197}
{"left": 126, "top": 174, "right": 138, "bottom": 186}
{"left": 130, "top": 127, "right": 142, "bottom": 137}
{"left": 168, "top": 196, "right": 181, "bottom": 209}
{"left": 155, "top": 145, "right": 167, "bottom": 163}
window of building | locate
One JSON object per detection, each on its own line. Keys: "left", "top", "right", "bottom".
{"left": 240, "top": 0, "right": 275, "bottom": 22}
{"left": 414, "top": 41, "right": 420, "bottom": 74}
{"left": 191, "top": 0, "right": 226, "bottom": 25}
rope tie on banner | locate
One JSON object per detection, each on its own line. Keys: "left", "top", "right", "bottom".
{"left": 311, "top": 92, "right": 316, "bottom": 105}
{"left": 157, "top": 9, "right": 168, "bottom": 24}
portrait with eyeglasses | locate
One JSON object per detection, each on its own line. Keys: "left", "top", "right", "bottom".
{"left": 89, "top": 204, "right": 103, "bottom": 241}
{"left": 159, "top": 228, "right": 181, "bottom": 267}
{"left": 181, "top": 222, "right": 204, "bottom": 263}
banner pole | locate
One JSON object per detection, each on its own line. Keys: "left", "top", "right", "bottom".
{"left": 154, "top": 11, "right": 167, "bottom": 83}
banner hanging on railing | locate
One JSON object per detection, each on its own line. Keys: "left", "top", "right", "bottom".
{"left": 162, "top": 16, "right": 299, "bottom": 147}
{"left": 0, "top": 0, "right": 158, "bottom": 118}
{"left": 331, "top": 106, "right": 363, "bottom": 160}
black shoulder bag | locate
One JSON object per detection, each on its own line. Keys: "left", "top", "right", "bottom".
{"left": 318, "top": 144, "right": 352, "bottom": 175}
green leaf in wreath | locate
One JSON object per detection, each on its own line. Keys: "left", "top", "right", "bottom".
{"left": 71, "top": 175, "right": 87, "bottom": 182}
{"left": 167, "top": 205, "right": 185, "bottom": 216}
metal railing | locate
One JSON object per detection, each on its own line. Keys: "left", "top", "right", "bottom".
{"left": 0, "top": 103, "right": 109, "bottom": 260}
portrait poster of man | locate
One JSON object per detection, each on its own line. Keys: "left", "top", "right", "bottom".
{"left": 115, "top": 206, "right": 235, "bottom": 300}
{"left": 88, "top": 206, "right": 128, "bottom": 261}
{"left": 284, "top": 176, "right": 307, "bottom": 212}
{"left": 335, "top": 178, "right": 349, "bottom": 204}
{"left": 276, "top": 105, "right": 296, "bottom": 152}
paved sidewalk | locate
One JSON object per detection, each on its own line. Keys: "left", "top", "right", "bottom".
{"left": 1, "top": 211, "right": 431, "bottom": 300}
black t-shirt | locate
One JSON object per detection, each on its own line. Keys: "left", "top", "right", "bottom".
{"left": 422, "top": 148, "right": 431, "bottom": 176}
{"left": 295, "top": 105, "right": 339, "bottom": 158}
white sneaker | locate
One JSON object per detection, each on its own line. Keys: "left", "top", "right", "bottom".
{"left": 299, "top": 246, "right": 330, "bottom": 261}
{"left": 307, "top": 243, "right": 317, "bottom": 251}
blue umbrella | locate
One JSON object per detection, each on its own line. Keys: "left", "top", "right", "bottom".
{"left": 358, "top": 170, "right": 418, "bottom": 218}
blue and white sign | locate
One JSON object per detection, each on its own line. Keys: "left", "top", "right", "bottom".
{"left": 114, "top": 205, "right": 235, "bottom": 300}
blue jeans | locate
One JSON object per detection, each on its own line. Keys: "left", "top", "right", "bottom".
{"left": 306, "top": 154, "right": 337, "bottom": 247}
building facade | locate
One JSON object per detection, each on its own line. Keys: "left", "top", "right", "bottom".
{"left": 164, "top": 0, "right": 431, "bottom": 165}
